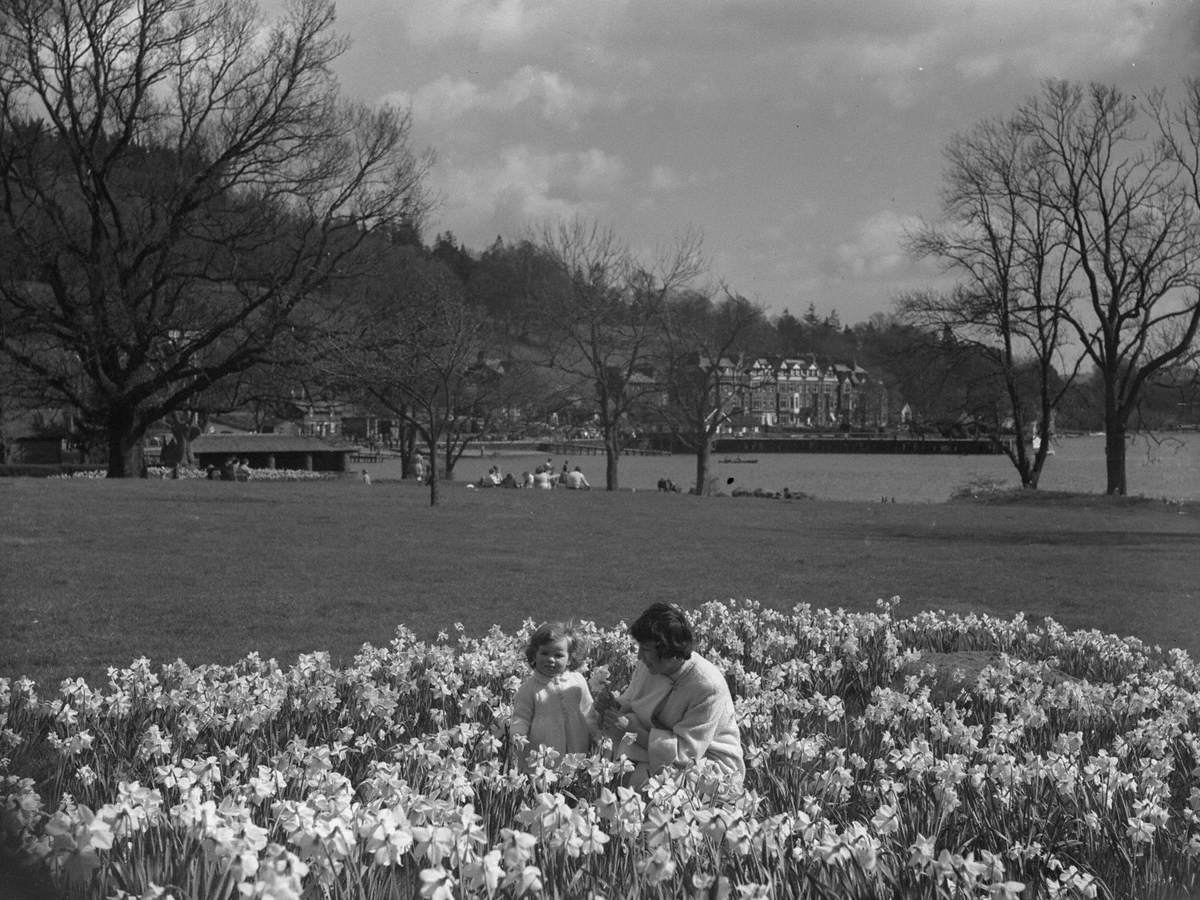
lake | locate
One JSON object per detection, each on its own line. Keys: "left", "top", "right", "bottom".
{"left": 375, "top": 433, "right": 1199, "bottom": 503}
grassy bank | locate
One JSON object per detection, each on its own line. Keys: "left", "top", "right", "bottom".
{"left": 1, "top": 477, "right": 1196, "bottom": 688}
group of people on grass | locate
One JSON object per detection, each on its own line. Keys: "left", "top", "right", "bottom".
{"left": 474, "top": 458, "right": 592, "bottom": 491}
{"left": 205, "top": 456, "right": 252, "bottom": 481}
{"left": 508, "top": 603, "right": 744, "bottom": 789}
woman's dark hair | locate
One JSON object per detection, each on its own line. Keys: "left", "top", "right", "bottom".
{"left": 629, "top": 603, "right": 693, "bottom": 660}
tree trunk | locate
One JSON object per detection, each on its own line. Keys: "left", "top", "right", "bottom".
{"left": 604, "top": 436, "right": 620, "bottom": 491}
{"left": 1006, "top": 404, "right": 1032, "bottom": 488}
{"left": 400, "top": 422, "right": 416, "bottom": 478}
{"left": 105, "top": 410, "right": 142, "bottom": 478}
{"left": 695, "top": 438, "right": 712, "bottom": 496}
{"left": 1104, "top": 421, "right": 1127, "bottom": 495}
{"left": 170, "top": 420, "right": 201, "bottom": 468}
{"left": 426, "top": 437, "right": 440, "bottom": 506}
{"left": 1025, "top": 446, "right": 1042, "bottom": 489}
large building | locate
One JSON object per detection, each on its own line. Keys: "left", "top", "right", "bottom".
{"left": 733, "top": 356, "right": 887, "bottom": 432}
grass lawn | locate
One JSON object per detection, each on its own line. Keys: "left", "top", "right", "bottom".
{"left": 1, "top": 477, "right": 1196, "bottom": 689}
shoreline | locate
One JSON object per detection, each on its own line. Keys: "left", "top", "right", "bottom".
{"left": 357, "top": 434, "right": 1198, "bottom": 504}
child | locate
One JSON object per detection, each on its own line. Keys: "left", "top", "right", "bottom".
{"left": 509, "top": 622, "right": 597, "bottom": 762}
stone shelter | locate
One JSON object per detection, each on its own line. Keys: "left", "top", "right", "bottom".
{"left": 191, "top": 434, "right": 352, "bottom": 473}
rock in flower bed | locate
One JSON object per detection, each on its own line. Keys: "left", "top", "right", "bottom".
{"left": 2, "top": 599, "right": 1199, "bottom": 898}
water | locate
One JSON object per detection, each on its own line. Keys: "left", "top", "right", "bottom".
{"left": 426, "top": 434, "right": 1199, "bottom": 503}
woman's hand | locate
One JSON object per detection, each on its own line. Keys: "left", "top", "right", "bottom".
{"left": 602, "top": 708, "right": 651, "bottom": 748}
{"left": 601, "top": 707, "right": 629, "bottom": 735}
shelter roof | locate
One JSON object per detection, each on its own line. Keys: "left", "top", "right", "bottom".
{"left": 192, "top": 434, "right": 349, "bottom": 454}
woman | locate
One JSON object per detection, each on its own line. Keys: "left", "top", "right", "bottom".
{"left": 601, "top": 603, "right": 744, "bottom": 787}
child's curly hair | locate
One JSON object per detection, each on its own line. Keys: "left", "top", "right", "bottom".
{"left": 524, "top": 621, "right": 587, "bottom": 670}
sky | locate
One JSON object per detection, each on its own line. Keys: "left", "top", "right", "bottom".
{"left": 323, "top": 0, "right": 1200, "bottom": 325}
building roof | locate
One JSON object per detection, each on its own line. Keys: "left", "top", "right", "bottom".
{"left": 192, "top": 434, "right": 351, "bottom": 454}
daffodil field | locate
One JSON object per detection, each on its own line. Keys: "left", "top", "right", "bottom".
{"left": 55, "top": 468, "right": 334, "bottom": 481}
{"left": 3, "top": 599, "right": 1200, "bottom": 899}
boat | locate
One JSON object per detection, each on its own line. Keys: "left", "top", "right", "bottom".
{"left": 720, "top": 457, "right": 759, "bottom": 464}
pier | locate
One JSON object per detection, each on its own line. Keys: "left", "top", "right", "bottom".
{"left": 712, "top": 435, "right": 1011, "bottom": 455}
{"left": 536, "top": 441, "right": 669, "bottom": 457}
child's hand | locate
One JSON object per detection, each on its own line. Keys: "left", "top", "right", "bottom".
{"left": 587, "top": 665, "right": 612, "bottom": 695}
{"left": 592, "top": 686, "right": 617, "bottom": 719}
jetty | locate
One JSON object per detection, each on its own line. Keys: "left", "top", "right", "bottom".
{"left": 536, "top": 441, "right": 669, "bottom": 457}
{"left": 712, "top": 435, "right": 1011, "bottom": 455}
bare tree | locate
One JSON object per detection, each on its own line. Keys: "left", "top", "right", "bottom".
{"left": 656, "top": 288, "right": 767, "bottom": 494}
{"left": 901, "top": 113, "right": 1082, "bottom": 488}
{"left": 322, "top": 258, "right": 485, "bottom": 507}
{"left": 531, "top": 218, "right": 704, "bottom": 490}
{"left": 1153, "top": 80, "right": 1200, "bottom": 422}
{"left": 0, "top": 0, "right": 430, "bottom": 476}
{"left": 1023, "top": 81, "right": 1200, "bottom": 494}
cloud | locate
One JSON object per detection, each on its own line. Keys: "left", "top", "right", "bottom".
{"left": 568, "top": 0, "right": 1186, "bottom": 112}
{"left": 431, "top": 145, "right": 627, "bottom": 241}
{"left": 389, "top": 0, "right": 543, "bottom": 48}
{"left": 831, "top": 210, "right": 921, "bottom": 278}
{"left": 648, "top": 165, "right": 684, "bottom": 193}
{"left": 375, "top": 0, "right": 631, "bottom": 52}
{"left": 386, "top": 66, "right": 609, "bottom": 131}
{"left": 327, "top": 0, "right": 1199, "bottom": 324}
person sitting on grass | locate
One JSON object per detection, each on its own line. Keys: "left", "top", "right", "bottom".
{"left": 563, "top": 466, "right": 591, "bottom": 490}
{"left": 508, "top": 622, "right": 597, "bottom": 769}
{"left": 600, "top": 603, "right": 744, "bottom": 789}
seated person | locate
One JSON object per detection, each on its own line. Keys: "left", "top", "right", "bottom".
{"left": 533, "top": 470, "right": 554, "bottom": 490}
{"left": 601, "top": 603, "right": 744, "bottom": 789}
{"left": 563, "top": 466, "right": 591, "bottom": 490}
